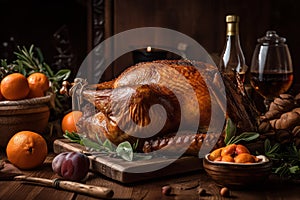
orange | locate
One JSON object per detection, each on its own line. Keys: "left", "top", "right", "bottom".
{"left": 0, "top": 83, "right": 3, "bottom": 100}
{"left": 6, "top": 131, "right": 48, "bottom": 170}
{"left": 61, "top": 111, "right": 83, "bottom": 133}
{"left": 26, "top": 87, "right": 44, "bottom": 98}
{"left": 27, "top": 72, "right": 50, "bottom": 98}
{"left": 0, "top": 73, "right": 30, "bottom": 100}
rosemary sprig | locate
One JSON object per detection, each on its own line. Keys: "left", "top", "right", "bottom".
{"left": 264, "top": 139, "right": 300, "bottom": 180}
{"left": 0, "top": 45, "right": 71, "bottom": 116}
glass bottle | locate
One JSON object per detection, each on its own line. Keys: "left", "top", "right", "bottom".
{"left": 219, "top": 15, "right": 248, "bottom": 91}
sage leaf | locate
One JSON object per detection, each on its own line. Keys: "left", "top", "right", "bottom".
{"left": 224, "top": 118, "right": 236, "bottom": 145}
{"left": 103, "top": 139, "right": 115, "bottom": 152}
{"left": 264, "top": 138, "right": 271, "bottom": 153}
{"left": 116, "top": 141, "right": 134, "bottom": 161}
{"left": 133, "top": 153, "right": 152, "bottom": 161}
{"left": 229, "top": 132, "right": 259, "bottom": 144}
{"left": 81, "top": 137, "right": 102, "bottom": 150}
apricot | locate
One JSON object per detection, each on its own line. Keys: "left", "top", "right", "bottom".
{"left": 209, "top": 147, "right": 224, "bottom": 161}
{"left": 221, "top": 155, "right": 234, "bottom": 162}
{"left": 214, "top": 156, "right": 222, "bottom": 161}
{"left": 234, "top": 153, "right": 255, "bottom": 163}
{"left": 221, "top": 144, "right": 236, "bottom": 157}
{"left": 235, "top": 144, "right": 250, "bottom": 155}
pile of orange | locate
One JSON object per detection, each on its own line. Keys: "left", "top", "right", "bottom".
{"left": 0, "top": 72, "right": 49, "bottom": 101}
{"left": 6, "top": 131, "right": 48, "bottom": 170}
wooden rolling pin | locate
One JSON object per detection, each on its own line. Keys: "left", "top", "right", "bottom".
{"left": 14, "top": 175, "right": 114, "bottom": 199}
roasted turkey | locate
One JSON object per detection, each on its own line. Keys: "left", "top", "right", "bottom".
{"left": 75, "top": 60, "right": 257, "bottom": 156}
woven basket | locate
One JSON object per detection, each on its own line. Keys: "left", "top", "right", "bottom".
{"left": 0, "top": 94, "right": 52, "bottom": 147}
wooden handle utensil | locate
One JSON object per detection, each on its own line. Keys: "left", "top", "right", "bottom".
{"left": 14, "top": 175, "right": 114, "bottom": 199}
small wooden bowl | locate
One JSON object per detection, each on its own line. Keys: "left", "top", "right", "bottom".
{"left": 0, "top": 95, "right": 52, "bottom": 147}
{"left": 203, "top": 154, "right": 272, "bottom": 189}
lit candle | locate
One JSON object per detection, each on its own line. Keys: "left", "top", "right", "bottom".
{"left": 146, "top": 46, "right": 152, "bottom": 52}
{"left": 132, "top": 47, "right": 167, "bottom": 64}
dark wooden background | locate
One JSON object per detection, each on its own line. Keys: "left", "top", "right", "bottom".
{"left": 0, "top": 0, "right": 299, "bottom": 90}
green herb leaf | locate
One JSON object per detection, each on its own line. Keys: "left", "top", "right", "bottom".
{"left": 233, "top": 132, "right": 259, "bottom": 143}
{"left": 64, "top": 132, "right": 152, "bottom": 162}
{"left": 81, "top": 137, "right": 103, "bottom": 150}
{"left": 116, "top": 141, "right": 134, "bottom": 161}
{"left": 50, "top": 69, "right": 71, "bottom": 82}
{"left": 63, "top": 131, "right": 81, "bottom": 143}
{"left": 133, "top": 153, "right": 152, "bottom": 161}
{"left": 132, "top": 139, "right": 139, "bottom": 152}
{"left": 95, "top": 134, "right": 103, "bottom": 145}
{"left": 224, "top": 118, "right": 236, "bottom": 145}
{"left": 289, "top": 166, "right": 300, "bottom": 174}
{"left": 103, "top": 139, "right": 115, "bottom": 152}
{"left": 227, "top": 132, "right": 259, "bottom": 145}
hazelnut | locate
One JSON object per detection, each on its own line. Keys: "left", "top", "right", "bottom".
{"left": 161, "top": 185, "right": 172, "bottom": 196}
{"left": 220, "top": 187, "right": 230, "bottom": 197}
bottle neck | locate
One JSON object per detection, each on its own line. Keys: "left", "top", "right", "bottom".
{"left": 226, "top": 22, "right": 239, "bottom": 36}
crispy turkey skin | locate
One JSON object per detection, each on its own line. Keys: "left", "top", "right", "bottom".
{"left": 77, "top": 60, "right": 256, "bottom": 156}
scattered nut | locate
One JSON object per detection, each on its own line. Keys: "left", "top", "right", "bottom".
{"left": 220, "top": 187, "right": 230, "bottom": 197}
{"left": 292, "top": 126, "right": 300, "bottom": 137}
{"left": 258, "top": 121, "right": 272, "bottom": 133}
{"left": 161, "top": 185, "right": 172, "bottom": 196}
{"left": 196, "top": 187, "right": 206, "bottom": 196}
{"left": 279, "top": 93, "right": 294, "bottom": 100}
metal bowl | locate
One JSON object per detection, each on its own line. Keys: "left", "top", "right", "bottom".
{"left": 0, "top": 94, "right": 52, "bottom": 147}
{"left": 203, "top": 153, "right": 272, "bottom": 189}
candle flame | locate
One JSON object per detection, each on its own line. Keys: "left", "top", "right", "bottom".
{"left": 146, "top": 46, "right": 152, "bottom": 52}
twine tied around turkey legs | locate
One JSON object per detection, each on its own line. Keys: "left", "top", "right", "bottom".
{"left": 60, "top": 78, "right": 89, "bottom": 110}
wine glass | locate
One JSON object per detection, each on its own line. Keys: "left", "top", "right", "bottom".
{"left": 250, "top": 31, "right": 293, "bottom": 111}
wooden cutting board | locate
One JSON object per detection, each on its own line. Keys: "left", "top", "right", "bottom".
{"left": 53, "top": 139, "right": 203, "bottom": 183}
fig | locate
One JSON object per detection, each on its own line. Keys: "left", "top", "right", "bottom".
{"left": 221, "top": 144, "right": 236, "bottom": 156}
{"left": 52, "top": 152, "right": 90, "bottom": 181}
{"left": 235, "top": 144, "right": 250, "bottom": 155}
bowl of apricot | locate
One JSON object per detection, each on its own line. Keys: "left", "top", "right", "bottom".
{"left": 203, "top": 144, "right": 272, "bottom": 189}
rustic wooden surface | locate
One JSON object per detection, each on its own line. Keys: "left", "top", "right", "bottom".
{"left": 1, "top": 151, "right": 300, "bottom": 200}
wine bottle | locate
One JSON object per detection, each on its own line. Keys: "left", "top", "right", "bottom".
{"left": 219, "top": 15, "right": 248, "bottom": 91}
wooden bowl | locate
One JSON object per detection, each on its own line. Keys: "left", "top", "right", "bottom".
{"left": 203, "top": 154, "right": 272, "bottom": 189}
{"left": 0, "top": 95, "right": 52, "bottom": 147}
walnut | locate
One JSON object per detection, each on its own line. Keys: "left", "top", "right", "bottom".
{"left": 258, "top": 121, "right": 272, "bottom": 133}
{"left": 264, "top": 109, "right": 282, "bottom": 120}
{"left": 259, "top": 93, "right": 300, "bottom": 147}
{"left": 274, "top": 112, "right": 300, "bottom": 130}
{"left": 292, "top": 126, "right": 300, "bottom": 138}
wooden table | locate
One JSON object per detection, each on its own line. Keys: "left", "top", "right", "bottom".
{"left": 0, "top": 152, "right": 299, "bottom": 200}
